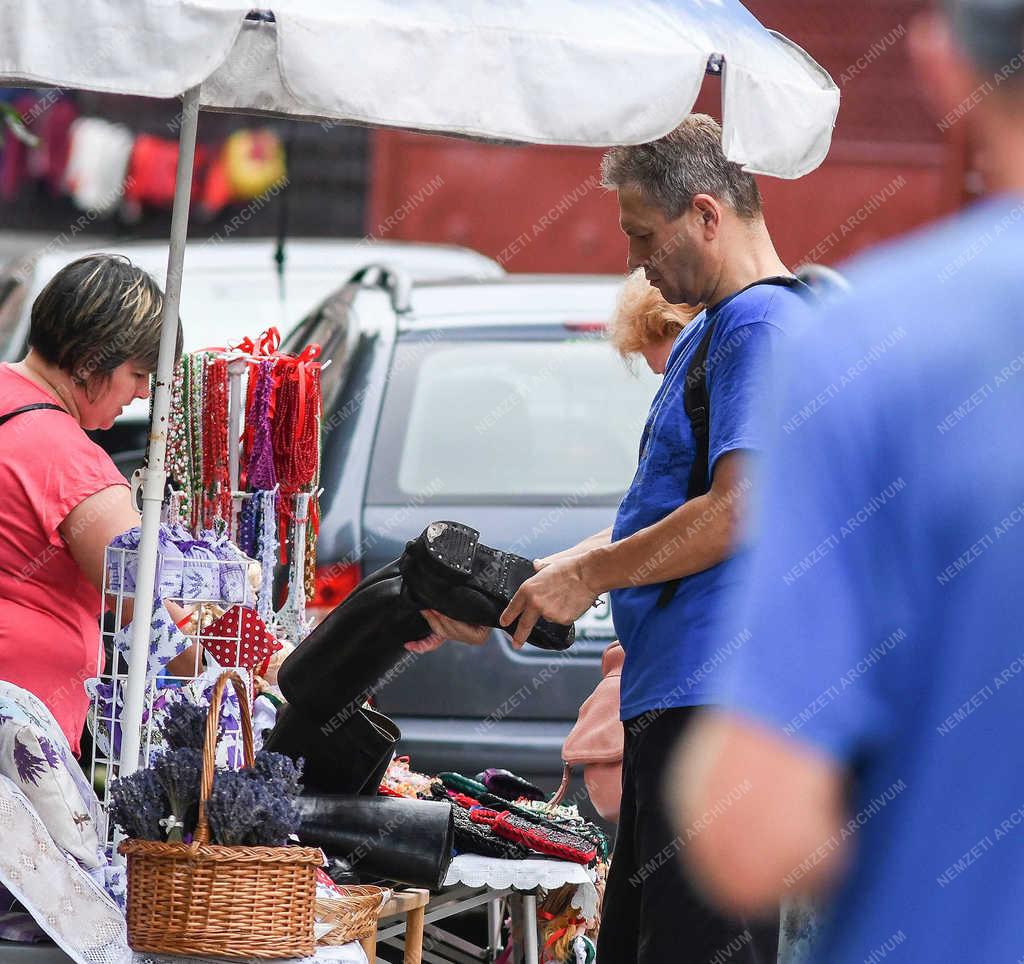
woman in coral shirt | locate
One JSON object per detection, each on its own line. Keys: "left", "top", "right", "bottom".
{"left": 0, "top": 254, "right": 185, "bottom": 755}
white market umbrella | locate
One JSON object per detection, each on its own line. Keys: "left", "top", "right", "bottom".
{"left": 5, "top": 0, "right": 838, "bottom": 172}
{"left": 1, "top": 0, "right": 839, "bottom": 777}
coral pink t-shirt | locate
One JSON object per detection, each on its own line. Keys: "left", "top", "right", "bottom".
{"left": 0, "top": 364, "right": 128, "bottom": 755}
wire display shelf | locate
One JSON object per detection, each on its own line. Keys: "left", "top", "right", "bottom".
{"left": 90, "top": 545, "right": 268, "bottom": 854}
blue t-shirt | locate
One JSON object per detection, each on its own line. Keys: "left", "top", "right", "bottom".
{"left": 718, "top": 196, "right": 1024, "bottom": 963}
{"left": 609, "top": 281, "right": 806, "bottom": 719}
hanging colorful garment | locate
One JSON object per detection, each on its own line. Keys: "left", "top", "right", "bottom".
{"left": 62, "top": 116, "right": 133, "bottom": 213}
{"left": 122, "top": 134, "right": 207, "bottom": 210}
{"left": 28, "top": 96, "right": 78, "bottom": 196}
{"left": 222, "top": 128, "right": 287, "bottom": 200}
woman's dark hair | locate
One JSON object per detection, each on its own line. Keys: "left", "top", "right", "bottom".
{"left": 28, "top": 254, "right": 183, "bottom": 395}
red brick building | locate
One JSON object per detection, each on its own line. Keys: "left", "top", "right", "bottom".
{"left": 367, "top": 0, "right": 972, "bottom": 275}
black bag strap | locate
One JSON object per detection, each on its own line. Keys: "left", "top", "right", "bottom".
{"left": 683, "top": 320, "right": 719, "bottom": 502}
{"left": 656, "top": 276, "right": 815, "bottom": 608}
{"left": 0, "top": 402, "right": 65, "bottom": 429}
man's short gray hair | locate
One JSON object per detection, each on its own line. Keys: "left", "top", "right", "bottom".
{"left": 600, "top": 114, "right": 762, "bottom": 220}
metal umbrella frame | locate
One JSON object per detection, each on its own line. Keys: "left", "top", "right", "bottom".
{"left": 0, "top": 1, "right": 839, "bottom": 780}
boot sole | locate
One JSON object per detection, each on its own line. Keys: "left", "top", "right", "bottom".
{"left": 420, "top": 521, "right": 575, "bottom": 650}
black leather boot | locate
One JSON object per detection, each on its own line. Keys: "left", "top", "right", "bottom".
{"left": 296, "top": 795, "right": 455, "bottom": 890}
{"left": 277, "top": 560, "right": 429, "bottom": 724}
{"left": 271, "top": 521, "right": 576, "bottom": 793}
{"left": 278, "top": 521, "right": 575, "bottom": 718}
{"left": 263, "top": 703, "right": 400, "bottom": 796}
{"left": 399, "top": 520, "right": 575, "bottom": 651}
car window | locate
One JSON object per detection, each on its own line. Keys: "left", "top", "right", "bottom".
{"left": 0, "top": 274, "right": 28, "bottom": 361}
{"left": 367, "top": 333, "right": 659, "bottom": 506}
{"left": 282, "top": 287, "right": 356, "bottom": 413}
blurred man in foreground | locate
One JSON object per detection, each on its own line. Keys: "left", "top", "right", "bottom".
{"left": 675, "top": 3, "right": 1024, "bottom": 961}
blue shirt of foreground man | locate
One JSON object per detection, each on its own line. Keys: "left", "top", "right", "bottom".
{"left": 675, "top": 4, "right": 1024, "bottom": 961}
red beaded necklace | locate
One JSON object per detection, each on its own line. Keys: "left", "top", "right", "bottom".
{"left": 271, "top": 357, "right": 322, "bottom": 560}
{"left": 272, "top": 360, "right": 321, "bottom": 493}
{"left": 201, "top": 356, "right": 232, "bottom": 527}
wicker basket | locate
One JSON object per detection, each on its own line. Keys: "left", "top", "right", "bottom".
{"left": 316, "top": 884, "right": 392, "bottom": 945}
{"left": 119, "top": 671, "right": 324, "bottom": 959}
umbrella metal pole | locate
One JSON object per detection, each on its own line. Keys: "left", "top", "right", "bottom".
{"left": 118, "top": 85, "right": 201, "bottom": 783}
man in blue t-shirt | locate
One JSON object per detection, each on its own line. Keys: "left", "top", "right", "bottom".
{"left": 493, "top": 114, "right": 810, "bottom": 963}
{"left": 674, "top": 4, "right": 1024, "bottom": 962}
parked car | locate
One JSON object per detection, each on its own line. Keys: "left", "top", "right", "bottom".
{"left": 0, "top": 238, "right": 503, "bottom": 475}
{"left": 283, "top": 269, "right": 660, "bottom": 813}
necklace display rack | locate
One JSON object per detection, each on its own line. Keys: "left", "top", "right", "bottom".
{"left": 163, "top": 333, "right": 327, "bottom": 647}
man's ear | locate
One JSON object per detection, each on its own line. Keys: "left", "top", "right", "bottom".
{"left": 691, "top": 194, "right": 721, "bottom": 239}
{"left": 908, "top": 9, "right": 983, "bottom": 122}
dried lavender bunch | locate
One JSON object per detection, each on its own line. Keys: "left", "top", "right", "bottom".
{"left": 205, "top": 768, "right": 302, "bottom": 847}
{"left": 245, "top": 786, "right": 302, "bottom": 847}
{"left": 157, "top": 699, "right": 207, "bottom": 751}
{"left": 251, "top": 751, "right": 304, "bottom": 797}
{"left": 205, "top": 770, "right": 259, "bottom": 846}
{"left": 151, "top": 748, "right": 202, "bottom": 841}
{"left": 108, "top": 768, "right": 169, "bottom": 841}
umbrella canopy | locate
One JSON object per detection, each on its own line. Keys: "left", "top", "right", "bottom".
{"left": 2, "top": 0, "right": 838, "bottom": 178}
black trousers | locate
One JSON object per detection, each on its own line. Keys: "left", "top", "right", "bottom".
{"left": 596, "top": 706, "right": 779, "bottom": 964}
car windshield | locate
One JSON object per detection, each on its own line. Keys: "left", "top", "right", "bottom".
{"left": 177, "top": 278, "right": 281, "bottom": 351}
{"left": 367, "top": 331, "right": 660, "bottom": 506}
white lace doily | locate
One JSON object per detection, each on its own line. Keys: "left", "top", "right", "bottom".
{"left": 0, "top": 775, "right": 130, "bottom": 964}
{"left": 442, "top": 854, "right": 599, "bottom": 920}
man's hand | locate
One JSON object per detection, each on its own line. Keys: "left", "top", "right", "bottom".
{"left": 499, "top": 556, "right": 600, "bottom": 649}
{"left": 672, "top": 710, "right": 848, "bottom": 914}
{"left": 405, "top": 609, "right": 490, "bottom": 654}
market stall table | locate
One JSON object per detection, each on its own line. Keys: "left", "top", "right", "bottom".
{"left": 361, "top": 888, "right": 429, "bottom": 964}
{"left": 372, "top": 856, "right": 598, "bottom": 964}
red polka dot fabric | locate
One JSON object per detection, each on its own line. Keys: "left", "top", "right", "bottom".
{"left": 200, "top": 605, "right": 281, "bottom": 673}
